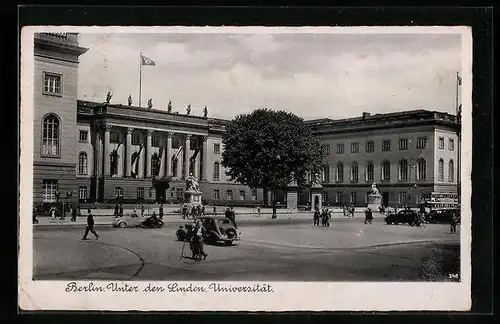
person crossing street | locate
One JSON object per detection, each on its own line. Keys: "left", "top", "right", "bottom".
{"left": 82, "top": 209, "right": 100, "bottom": 240}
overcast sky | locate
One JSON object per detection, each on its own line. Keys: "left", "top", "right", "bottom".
{"left": 77, "top": 31, "right": 462, "bottom": 120}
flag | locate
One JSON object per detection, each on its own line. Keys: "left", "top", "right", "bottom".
{"left": 141, "top": 55, "right": 156, "bottom": 66}
{"left": 457, "top": 73, "right": 462, "bottom": 85}
{"left": 173, "top": 146, "right": 183, "bottom": 161}
{"left": 131, "top": 144, "right": 143, "bottom": 176}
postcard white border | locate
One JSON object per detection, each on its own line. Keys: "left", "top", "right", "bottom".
{"left": 19, "top": 26, "right": 472, "bottom": 311}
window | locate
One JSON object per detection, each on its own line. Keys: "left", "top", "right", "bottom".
{"left": 213, "top": 190, "right": 220, "bottom": 200}
{"left": 351, "top": 143, "right": 359, "bottom": 153}
{"left": 399, "top": 138, "right": 408, "bottom": 150}
{"left": 381, "top": 160, "right": 391, "bottom": 181}
{"left": 350, "top": 192, "right": 357, "bottom": 204}
{"left": 79, "top": 186, "right": 87, "bottom": 200}
{"left": 152, "top": 135, "right": 160, "bottom": 147}
{"left": 382, "top": 140, "right": 391, "bottom": 152}
{"left": 322, "top": 192, "right": 327, "bottom": 203}
{"left": 321, "top": 164, "right": 329, "bottom": 183}
{"left": 335, "top": 192, "right": 343, "bottom": 204}
{"left": 110, "top": 150, "right": 119, "bottom": 176}
{"left": 336, "top": 162, "right": 344, "bottom": 182}
{"left": 449, "top": 160, "right": 455, "bottom": 182}
{"left": 251, "top": 190, "right": 257, "bottom": 201}
{"left": 438, "top": 137, "right": 445, "bottom": 150}
{"left": 79, "top": 131, "right": 88, "bottom": 142}
{"left": 110, "top": 132, "right": 119, "bottom": 144}
{"left": 417, "top": 158, "right": 426, "bottom": 180}
{"left": 149, "top": 188, "right": 153, "bottom": 198}
{"left": 78, "top": 152, "right": 88, "bottom": 175}
{"left": 449, "top": 139, "right": 455, "bottom": 151}
{"left": 351, "top": 162, "right": 359, "bottom": 182}
{"left": 213, "top": 162, "right": 220, "bottom": 181}
{"left": 366, "top": 141, "right": 374, "bottom": 153}
{"left": 43, "top": 72, "right": 62, "bottom": 95}
{"left": 42, "top": 114, "right": 60, "bottom": 156}
{"left": 239, "top": 190, "right": 246, "bottom": 201}
{"left": 336, "top": 144, "right": 344, "bottom": 154}
{"left": 137, "top": 188, "right": 145, "bottom": 200}
{"left": 322, "top": 144, "right": 330, "bottom": 155}
{"left": 151, "top": 153, "right": 160, "bottom": 176}
{"left": 132, "top": 133, "right": 141, "bottom": 145}
{"left": 114, "top": 187, "right": 123, "bottom": 198}
{"left": 417, "top": 137, "right": 427, "bottom": 149}
{"left": 398, "top": 192, "right": 407, "bottom": 205}
{"left": 399, "top": 159, "right": 408, "bottom": 180}
{"left": 438, "top": 159, "right": 444, "bottom": 181}
{"left": 214, "top": 143, "right": 221, "bottom": 154}
{"left": 226, "top": 190, "right": 233, "bottom": 201}
{"left": 366, "top": 162, "right": 374, "bottom": 181}
{"left": 171, "top": 157, "right": 178, "bottom": 177}
{"left": 42, "top": 180, "right": 58, "bottom": 202}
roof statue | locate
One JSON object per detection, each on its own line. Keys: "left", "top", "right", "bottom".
{"left": 167, "top": 101, "right": 172, "bottom": 113}
{"left": 186, "top": 104, "right": 191, "bottom": 115}
{"left": 127, "top": 95, "right": 132, "bottom": 106}
{"left": 106, "top": 91, "right": 112, "bottom": 104}
{"left": 147, "top": 98, "right": 153, "bottom": 109}
{"left": 203, "top": 106, "right": 208, "bottom": 118}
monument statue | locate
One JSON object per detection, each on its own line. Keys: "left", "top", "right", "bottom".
{"left": 203, "top": 106, "right": 208, "bottom": 118}
{"left": 147, "top": 98, "right": 153, "bottom": 109}
{"left": 167, "top": 101, "right": 172, "bottom": 113}
{"left": 370, "top": 182, "right": 380, "bottom": 196}
{"left": 311, "top": 173, "right": 321, "bottom": 186}
{"left": 185, "top": 173, "right": 200, "bottom": 192}
{"left": 106, "top": 91, "right": 112, "bottom": 103}
{"left": 127, "top": 95, "right": 132, "bottom": 106}
{"left": 367, "top": 182, "right": 382, "bottom": 211}
{"left": 186, "top": 104, "right": 191, "bottom": 115}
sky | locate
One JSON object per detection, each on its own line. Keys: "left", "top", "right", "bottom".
{"left": 76, "top": 31, "right": 462, "bottom": 120}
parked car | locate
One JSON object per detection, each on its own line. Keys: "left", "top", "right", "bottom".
{"left": 113, "top": 212, "right": 163, "bottom": 228}
{"left": 385, "top": 209, "right": 418, "bottom": 225}
{"left": 176, "top": 216, "right": 240, "bottom": 245}
{"left": 425, "top": 209, "right": 459, "bottom": 224}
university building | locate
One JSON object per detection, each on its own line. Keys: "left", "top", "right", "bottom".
{"left": 33, "top": 32, "right": 460, "bottom": 209}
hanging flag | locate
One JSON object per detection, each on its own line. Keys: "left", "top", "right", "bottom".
{"left": 131, "top": 144, "right": 143, "bottom": 177}
{"left": 173, "top": 145, "right": 183, "bottom": 161}
{"left": 141, "top": 55, "right": 156, "bottom": 66}
{"left": 457, "top": 73, "right": 462, "bottom": 85}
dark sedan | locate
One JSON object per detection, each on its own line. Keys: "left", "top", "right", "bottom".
{"left": 385, "top": 210, "right": 418, "bottom": 225}
{"left": 425, "top": 209, "right": 459, "bottom": 224}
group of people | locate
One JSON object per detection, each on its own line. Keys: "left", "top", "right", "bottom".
{"left": 33, "top": 203, "right": 82, "bottom": 224}
{"left": 313, "top": 207, "right": 332, "bottom": 227}
{"left": 181, "top": 204, "right": 206, "bottom": 219}
{"left": 343, "top": 205, "right": 355, "bottom": 217}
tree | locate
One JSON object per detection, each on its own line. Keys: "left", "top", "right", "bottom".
{"left": 221, "top": 109, "right": 325, "bottom": 218}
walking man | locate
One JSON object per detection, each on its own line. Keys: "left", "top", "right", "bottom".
{"left": 159, "top": 203, "right": 164, "bottom": 219}
{"left": 71, "top": 205, "right": 77, "bottom": 222}
{"left": 450, "top": 211, "right": 459, "bottom": 234}
{"left": 82, "top": 209, "right": 99, "bottom": 240}
{"left": 119, "top": 204, "right": 124, "bottom": 217}
{"left": 256, "top": 205, "right": 261, "bottom": 217}
{"left": 364, "top": 207, "right": 373, "bottom": 224}
{"left": 313, "top": 207, "right": 320, "bottom": 226}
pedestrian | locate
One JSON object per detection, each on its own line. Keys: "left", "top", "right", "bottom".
{"left": 49, "top": 204, "right": 57, "bottom": 222}
{"left": 71, "top": 205, "right": 77, "bottom": 222}
{"left": 256, "top": 205, "right": 261, "bottom": 217}
{"left": 212, "top": 205, "right": 217, "bottom": 217}
{"left": 119, "top": 204, "right": 123, "bottom": 217}
{"left": 196, "top": 205, "right": 202, "bottom": 217}
{"left": 225, "top": 206, "right": 238, "bottom": 228}
{"left": 192, "top": 220, "right": 208, "bottom": 260}
{"left": 32, "top": 205, "right": 39, "bottom": 224}
{"left": 113, "top": 203, "right": 119, "bottom": 217}
{"left": 159, "top": 203, "right": 164, "bottom": 219}
{"left": 364, "top": 207, "right": 373, "bottom": 224}
{"left": 141, "top": 203, "right": 145, "bottom": 217}
{"left": 450, "top": 212, "right": 459, "bottom": 234}
{"left": 321, "top": 209, "right": 328, "bottom": 227}
{"left": 182, "top": 204, "right": 188, "bottom": 219}
{"left": 326, "top": 208, "right": 332, "bottom": 227}
{"left": 350, "top": 205, "right": 355, "bottom": 217}
{"left": 342, "top": 205, "right": 347, "bottom": 217}
{"left": 82, "top": 209, "right": 99, "bottom": 240}
{"left": 191, "top": 206, "right": 197, "bottom": 219}
{"left": 313, "top": 207, "right": 320, "bottom": 226}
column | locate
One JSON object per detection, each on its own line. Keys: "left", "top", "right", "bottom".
{"left": 146, "top": 130, "right": 153, "bottom": 178}
{"left": 125, "top": 128, "right": 133, "bottom": 177}
{"left": 195, "top": 152, "right": 200, "bottom": 179}
{"left": 159, "top": 139, "right": 165, "bottom": 178}
{"left": 103, "top": 124, "right": 111, "bottom": 176}
{"left": 95, "top": 126, "right": 103, "bottom": 176}
{"left": 166, "top": 132, "right": 173, "bottom": 176}
{"left": 202, "top": 136, "right": 208, "bottom": 181}
{"left": 184, "top": 134, "right": 191, "bottom": 179}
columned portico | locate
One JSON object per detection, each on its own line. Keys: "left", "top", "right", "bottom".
{"left": 146, "top": 130, "right": 153, "bottom": 178}
{"left": 184, "top": 134, "right": 191, "bottom": 179}
{"left": 125, "top": 127, "right": 133, "bottom": 177}
{"left": 95, "top": 126, "right": 103, "bottom": 177}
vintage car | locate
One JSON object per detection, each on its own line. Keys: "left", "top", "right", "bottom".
{"left": 176, "top": 216, "right": 240, "bottom": 245}
{"left": 112, "top": 212, "right": 164, "bottom": 228}
{"left": 384, "top": 209, "right": 418, "bottom": 225}
{"left": 425, "top": 209, "right": 460, "bottom": 224}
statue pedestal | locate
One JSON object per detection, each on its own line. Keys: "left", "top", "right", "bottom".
{"left": 367, "top": 194, "right": 382, "bottom": 212}
{"left": 286, "top": 184, "right": 299, "bottom": 213}
{"left": 310, "top": 183, "right": 323, "bottom": 211}
{"left": 184, "top": 189, "right": 202, "bottom": 212}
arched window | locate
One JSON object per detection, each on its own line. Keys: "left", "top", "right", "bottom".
{"left": 321, "top": 164, "right": 330, "bottom": 182}
{"left": 171, "top": 157, "right": 178, "bottom": 177}
{"left": 151, "top": 153, "right": 160, "bottom": 177}
{"left": 213, "top": 162, "right": 220, "bottom": 181}
{"left": 78, "top": 152, "right": 88, "bottom": 175}
{"left": 438, "top": 159, "right": 444, "bottom": 181}
{"left": 351, "top": 162, "right": 359, "bottom": 182}
{"left": 110, "top": 150, "right": 119, "bottom": 176}
{"left": 399, "top": 159, "right": 408, "bottom": 180}
{"left": 336, "top": 162, "right": 344, "bottom": 182}
{"left": 42, "top": 114, "right": 60, "bottom": 156}
{"left": 381, "top": 160, "right": 391, "bottom": 181}
{"left": 448, "top": 159, "right": 454, "bottom": 182}
{"left": 417, "top": 158, "right": 426, "bottom": 180}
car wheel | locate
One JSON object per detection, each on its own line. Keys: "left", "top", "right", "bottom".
{"left": 118, "top": 222, "right": 127, "bottom": 228}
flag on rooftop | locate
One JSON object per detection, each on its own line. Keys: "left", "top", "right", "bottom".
{"left": 141, "top": 55, "right": 156, "bottom": 66}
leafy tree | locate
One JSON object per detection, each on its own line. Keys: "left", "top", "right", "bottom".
{"left": 221, "top": 109, "right": 325, "bottom": 218}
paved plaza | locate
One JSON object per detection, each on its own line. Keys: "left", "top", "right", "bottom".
{"left": 33, "top": 217, "right": 460, "bottom": 281}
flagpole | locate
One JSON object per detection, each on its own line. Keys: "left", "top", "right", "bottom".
{"left": 139, "top": 52, "right": 142, "bottom": 107}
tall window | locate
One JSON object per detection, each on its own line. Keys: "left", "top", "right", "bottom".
{"left": 335, "top": 192, "right": 343, "bottom": 204}
{"left": 132, "top": 133, "right": 141, "bottom": 145}
{"left": 43, "top": 72, "right": 61, "bottom": 95}
{"left": 78, "top": 152, "right": 88, "bottom": 175}
{"left": 417, "top": 137, "right": 427, "bottom": 149}
{"left": 350, "top": 192, "right": 357, "bottom": 204}
{"left": 322, "top": 144, "right": 330, "bottom": 155}
{"left": 110, "top": 150, "right": 119, "bottom": 176}
{"left": 322, "top": 192, "right": 327, "bottom": 203}
{"left": 239, "top": 190, "right": 246, "bottom": 201}
{"left": 152, "top": 135, "right": 160, "bottom": 147}
{"left": 382, "top": 140, "right": 391, "bottom": 152}
{"left": 381, "top": 160, "right": 391, "bottom": 181}
{"left": 351, "top": 142, "right": 359, "bottom": 153}
{"left": 213, "top": 162, "right": 220, "bottom": 181}
{"left": 336, "top": 162, "right": 344, "bottom": 182}
{"left": 213, "top": 190, "right": 220, "bottom": 200}
{"left": 137, "top": 188, "right": 144, "bottom": 200}
{"left": 366, "top": 141, "right": 374, "bottom": 153}
{"left": 398, "top": 192, "right": 407, "bottom": 205}
{"left": 438, "top": 137, "right": 445, "bottom": 149}
{"left": 171, "top": 157, "right": 178, "bottom": 177}
{"left": 79, "top": 186, "right": 87, "bottom": 200}
{"left": 79, "top": 130, "right": 88, "bottom": 142}
{"left": 321, "top": 164, "right": 330, "bottom": 182}
{"left": 417, "top": 158, "right": 427, "bottom": 180}
{"left": 448, "top": 160, "right": 455, "bottom": 182}
{"left": 151, "top": 153, "right": 160, "bottom": 176}
{"left": 336, "top": 143, "right": 344, "bottom": 154}
{"left": 438, "top": 159, "right": 444, "bottom": 181}
{"left": 42, "top": 114, "right": 60, "bottom": 156}
{"left": 214, "top": 143, "right": 221, "bottom": 154}
{"left": 351, "top": 162, "right": 359, "bottom": 182}
{"left": 366, "top": 162, "right": 374, "bottom": 181}
{"left": 449, "top": 139, "right": 455, "bottom": 151}
{"left": 226, "top": 190, "right": 233, "bottom": 201}
{"left": 399, "top": 138, "right": 408, "bottom": 150}
{"left": 251, "top": 190, "right": 257, "bottom": 201}
{"left": 399, "top": 159, "right": 408, "bottom": 180}
{"left": 42, "top": 179, "right": 58, "bottom": 202}
{"left": 114, "top": 187, "right": 123, "bottom": 198}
